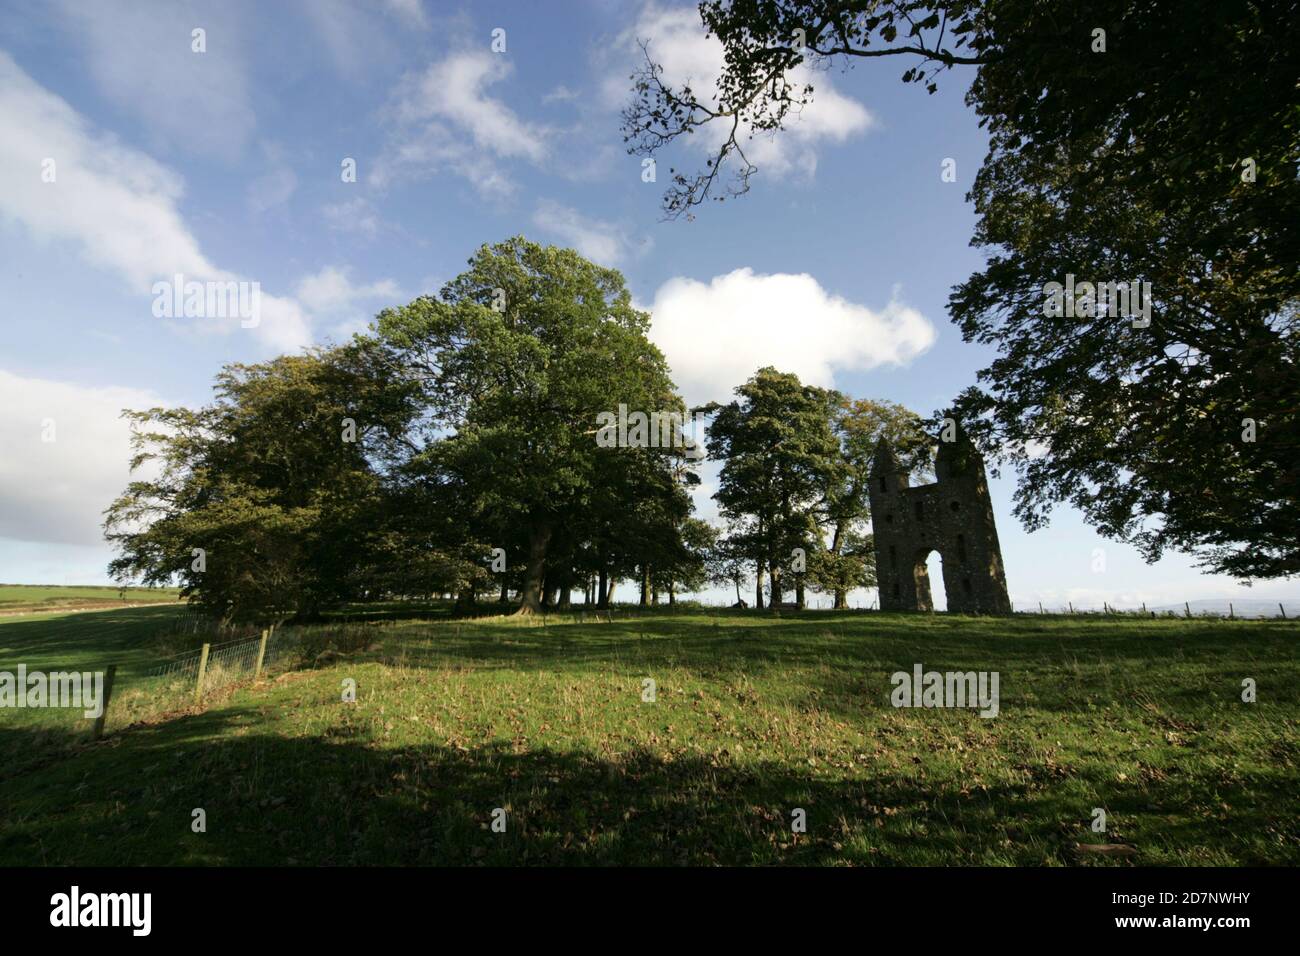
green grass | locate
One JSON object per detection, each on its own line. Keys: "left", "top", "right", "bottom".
{"left": 0, "top": 584, "right": 180, "bottom": 614}
{"left": 0, "top": 605, "right": 196, "bottom": 745}
{"left": 1, "top": 605, "right": 1297, "bottom": 866}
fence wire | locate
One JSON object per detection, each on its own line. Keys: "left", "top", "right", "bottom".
{"left": 149, "top": 627, "right": 297, "bottom": 697}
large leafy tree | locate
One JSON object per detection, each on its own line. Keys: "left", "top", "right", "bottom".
{"left": 705, "top": 367, "right": 842, "bottom": 607}
{"left": 372, "top": 237, "right": 694, "bottom": 613}
{"left": 624, "top": 0, "right": 1300, "bottom": 578}
{"left": 105, "top": 342, "right": 421, "bottom": 622}
{"left": 947, "top": 2, "right": 1300, "bottom": 578}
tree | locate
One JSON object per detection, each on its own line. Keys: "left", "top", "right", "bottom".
{"left": 623, "top": 1, "right": 988, "bottom": 218}
{"left": 708, "top": 530, "right": 755, "bottom": 606}
{"left": 946, "top": 1, "right": 1300, "bottom": 578}
{"left": 105, "top": 342, "right": 421, "bottom": 622}
{"left": 705, "top": 367, "right": 841, "bottom": 608}
{"left": 372, "top": 237, "right": 693, "bottom": 613}
{"left": 811, "top": 397, "right": 931, "bottom": 607}
{"left": 624, "top": 1, "right": 1300, "bottom": 578}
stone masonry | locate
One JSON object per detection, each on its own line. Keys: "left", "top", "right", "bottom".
{"left": 866, "top": 426, "right": 1012, "bottom": 614}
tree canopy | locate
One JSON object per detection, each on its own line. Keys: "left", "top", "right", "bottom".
{"left": 623, "top": 0, "right": 1300, "bottom": 578}
{"left": 108, "top": 238, "right": 718, "bottom": 620}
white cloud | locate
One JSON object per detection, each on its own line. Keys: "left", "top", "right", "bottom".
{"left": 647, "top": 268, "right": 936, "bottom": 406}
{"left": 373, "top": 50, "right": 550, "bottom": 195}
{"left": 0, "top": 51, "right": 310, "bottom": 352}
{"left": 53, "top": 0, "right": 256, "bottom": 159}
{"left": 532, "top": 200, "right": 644, "bottom": 267}
{"left": 543, "top": 84, "right": 580, "bottom": 105}
{"left": 384, "top": 0, "right": 429, "bottom": 29}
{"left": 606, "top": 3, "right": 873, "bottom": 181}
{"left": 295, "top": 266, "right": 400, "bottom": 340}
{"left": 0, "top": 370, "right": 167, "bottom": 547}
{"left": 247, "top": 164, "right": 298, "bottom": 214}
{"left": 402, "top": 51, "right": 548, "bottom": 161}
{"left": 299, "top": 0, "right": 400, "bottom": 77}
{"left": 322, "top": 197, "right": 384, "bottom": 238}
{"left": 295, "top": 266, "right": 400, "bottom": 315}
{"left": 370, "top": 121, "right": 515, "bottom": 197}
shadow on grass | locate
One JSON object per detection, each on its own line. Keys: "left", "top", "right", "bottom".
{"left": 1, "top": 705, "right": 1296, "bottom": 867}
{"left": 0, "top": 604, "right": 188, "bottom": 673}
{"left": 374, "top": 613, "right": 1300, "bottom": 718}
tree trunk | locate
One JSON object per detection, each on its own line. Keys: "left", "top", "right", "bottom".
{"left": 516, "top": 519, "right": 552, "bottom": 615}
{"left": 668, "top": 580, "right": 676, "bottom": 605}
{"left": 831, "top": 520, "right": 847, "bottom": 609}
{"left": 557, "top": 566, "right": 573, "bottom": 610}
{"left": 770, "top": 563, "right": 782, "bottom": 606}
{"left": 639, "top": 565, "right": 650, "bottom": 606}
{"left": 498, "top": 577, "right": 510, "bottom": 603}
{"left": 597, "top": 567, "right": 609, "bottom": 608}
{"left": 755, "top": 558, "right": 765, "bottom": 609}
{"left": 796, "top": 579, "right": 805, "bottom": 610}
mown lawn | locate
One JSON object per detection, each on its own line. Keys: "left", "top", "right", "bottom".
{"left": 1, "top": 606, "right": 1297, "bottom": 866}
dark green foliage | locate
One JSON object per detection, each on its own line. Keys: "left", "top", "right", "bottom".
{"left": 374, "top": 236, "right": 700, "bottom": 613}
{"left": 624, "top": 0, "right": 1300, "bottom": 578}
{"left": 105, "top": 342, "right": 423, "bottom": 622}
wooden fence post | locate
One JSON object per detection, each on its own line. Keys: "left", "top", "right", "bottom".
{"left": 92, "top": 664, "right": 116, "bottom": 741}
{"left": 254, "top": 629, "right": 269, "bottom": 678}
{"left": 1280, "top": 603, "right": 1287, "bottom": 620}
{"left": 194, "top": 643, "right": 210, "bottom": 704}
{"left": 1184, "top": 602, "right": 1191, "bottom": 618}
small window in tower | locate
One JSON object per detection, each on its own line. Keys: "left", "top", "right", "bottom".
{"left": 884, "top": 513, "right": 893, "bottom": 524}
{"left": 914, "top": 500, "right": 924, "bottom": 521}
{"left": 957, "top": 533, "right": 967, "bottom": 562}
{"left": 950, "top": 500, "right": 960, "bottom": 513}
{"left": 889, "top": 544, "right": 897, "bottom": 567}
{"left": 962, "top": 578, "right": 973, "bottom": 595}
{"left": 880, "top": 476, "right": 887, "bottom": 492}
{"left": 892, "top": 582, "right": 900, "bottom": 599}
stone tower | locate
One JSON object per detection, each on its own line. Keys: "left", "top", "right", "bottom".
{"left": 867, "top": 425, "right": 1012, "bottom": 614}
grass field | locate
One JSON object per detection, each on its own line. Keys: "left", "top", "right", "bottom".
{"left": 0, "top": 584, "right": 180, "bottom": 616}
{"left": 1, "top": 604, "right": 1297, "bottom": 866}
{"left": 0, "top": 604, "right": 215, "bottom": 748}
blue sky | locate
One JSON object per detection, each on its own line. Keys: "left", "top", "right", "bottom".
{"left": 0, "top": 0, "right": 1293, "bottom": 610}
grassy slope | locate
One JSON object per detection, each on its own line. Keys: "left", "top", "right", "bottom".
{"left": 0, "top": 605, "right": 190, "bottom": 736}
{"left": 0, "top": 584, "right": 180, "bottom": 615}
{"left": 1, "top": 607, "right": 1297, "bottom": 866}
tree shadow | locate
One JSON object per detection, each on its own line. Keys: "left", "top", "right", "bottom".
{"left": 1, "top": 703, "right": 1295, "bottom": 866}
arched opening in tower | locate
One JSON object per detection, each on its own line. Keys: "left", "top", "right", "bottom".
{"left": 913, "top": 549, "right": 947, "bottom": 612}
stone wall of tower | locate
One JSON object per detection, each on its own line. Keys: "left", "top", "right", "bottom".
{"left": 867, "top": 448, "right": 912, "bottom": 611}
{"left": 867, "top": 431, "right": 1012, "bottom": 614}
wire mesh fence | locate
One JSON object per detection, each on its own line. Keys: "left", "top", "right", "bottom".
{"left": 2, "top": 623, "right": 315, "bottom": 775}
{"left": 149, "top": 626, "right": 298, "bottom": 695}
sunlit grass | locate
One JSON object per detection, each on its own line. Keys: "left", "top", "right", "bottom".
{"left": 1, "top": 605, "right": 1296, "bottom": 865}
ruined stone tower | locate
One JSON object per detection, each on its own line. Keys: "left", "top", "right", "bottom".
{"left": 867, "top": 426, "right": 1012, "bottom": 614}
